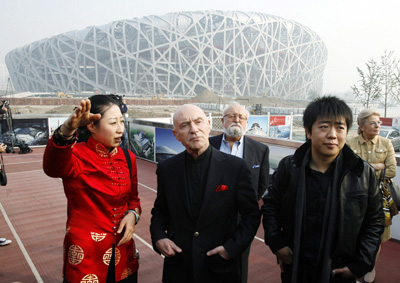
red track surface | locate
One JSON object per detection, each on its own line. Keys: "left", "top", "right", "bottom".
{"left": 0, "top": 147, "right": 399, "bottom": 282}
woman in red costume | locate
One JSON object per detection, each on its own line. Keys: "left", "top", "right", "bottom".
{"left": 43, "top": 95, "right": 141, "bottom": 283}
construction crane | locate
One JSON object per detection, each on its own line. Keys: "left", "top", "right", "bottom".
{"left": 3, "top": 78, "right": 18, "bottom": 114}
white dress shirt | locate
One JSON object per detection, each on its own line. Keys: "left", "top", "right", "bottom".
{"left": 219, "top": 134, "right": 244, "bottom": 158}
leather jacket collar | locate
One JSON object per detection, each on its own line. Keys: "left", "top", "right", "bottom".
{"left": 292, "top": 140, "right": 365, "bottom": 177}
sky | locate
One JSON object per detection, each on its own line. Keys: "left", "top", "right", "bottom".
{"left": 1, "top": 0, "right": 400, "bottom": 94}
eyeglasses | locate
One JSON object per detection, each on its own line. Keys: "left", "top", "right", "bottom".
{"left": 369, "top": 121, "right": 382, "bottom": 127}
{"left": 223, "top": 114, "right": 248, "bottom": 120}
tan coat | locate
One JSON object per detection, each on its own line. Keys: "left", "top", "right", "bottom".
{"left": 348, "top": 134, "right": 397, "bottom": 242}
{"left": 348, "top": 134, "right": 397, "bottom": 179}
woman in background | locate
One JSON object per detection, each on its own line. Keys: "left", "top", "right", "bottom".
{"left": 348, "top": 108, "right": 396, "bottom": 283}
{"left": 43, "top": 95, "right": 141, "bottom": 283}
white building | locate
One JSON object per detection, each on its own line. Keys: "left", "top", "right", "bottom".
{"left": 5, "top": 10, "right": 327, "bottom": 99}
{"left": 0, "top": 64, "right": 9, "bottom": 90}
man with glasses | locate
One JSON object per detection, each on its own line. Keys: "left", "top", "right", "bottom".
{"left": 209, "top": 102, "right": 270, "bottom": 283}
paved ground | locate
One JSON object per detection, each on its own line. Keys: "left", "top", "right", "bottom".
{"left": 1, "top": 147, "right": 400, "bottom": 282}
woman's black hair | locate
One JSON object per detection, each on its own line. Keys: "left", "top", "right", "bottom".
{"left": 303, "top": 96, "right": 353, "bottom": 137}
{"left": 77, "top": 95, "right": 121, "bottom": 143}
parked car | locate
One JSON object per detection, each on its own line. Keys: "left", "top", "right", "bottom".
{"left": 379, "top": 126, "right": 400, "bottom": 152}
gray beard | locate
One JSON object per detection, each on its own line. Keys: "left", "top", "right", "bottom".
{"left": 225, "top": 124, "right": 244, "bottom": 138}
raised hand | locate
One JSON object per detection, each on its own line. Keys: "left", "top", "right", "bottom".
{"left": 61, "top": 99, "right": 101, "bottom": 136}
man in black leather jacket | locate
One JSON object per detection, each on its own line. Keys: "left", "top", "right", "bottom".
{"left": 262, "top": 96, "right": 384, "bottom": 283}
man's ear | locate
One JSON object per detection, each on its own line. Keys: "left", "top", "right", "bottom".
{"left": 172, "top": 129, "right": 181, "bottom": 142}
{"left": 305, "top": 128, "right": 311, "bottom": 140}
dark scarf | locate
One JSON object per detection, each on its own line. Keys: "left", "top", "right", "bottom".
{"left": 291, "top": 148, "right": 342, "bottom": 283}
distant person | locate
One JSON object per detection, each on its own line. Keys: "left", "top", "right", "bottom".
{"left": 0, "top": 142, "right": 8, "bottom": 179}
{"left": 209, "top": 102, "right": 269, "bottom": 283}
{"left": 150, "top": 104, "right": 261, "bottom": 283}
{"left": 0, "top": 100, "right": 9, "bottom": 115}
{"left": 262, "top": 96, "right": 384, "bottom": 283}
{"left": 120, "top": 97, "right": 128, "bottom": 115}
{"left": 348, "top": 108, "right": 397, "bottom": 283}
{"left": 43, "top": 95, "right": 141, "bottom": 283}
{"left": 0, "top": 143, "right": 12, "bottom": 247}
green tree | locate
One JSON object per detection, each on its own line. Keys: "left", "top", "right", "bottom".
{"left": 351, "top": 59, "right": 382, "bottom": 108}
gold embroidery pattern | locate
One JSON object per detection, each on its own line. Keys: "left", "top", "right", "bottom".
{"left": 115, "top": 247, "right": 121, "bottom": 265}
{"left": 109, "top": 148, "right": 118, "bottom": 157}
{"left": 66, "top": 226, "right": 71, "bottom": 235}
{"left": 95, "top": 143, "right": 118, "bottom": 157}
{"left": 91, "top": 232, "right": 107, "bottom": 242}
{"left": 103, "top": 247, "right": 121, "bottom": 265}
{"left": 80, "top": 274, "right": 99, "bottom": 283}
{"left": 121, "top": 268, "right": 133, "bottom": 280}
{"left": 68, "top": 245, "right": 84, "bottom": 265}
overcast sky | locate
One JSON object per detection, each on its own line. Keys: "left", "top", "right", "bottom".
{"left": 1, "top": 0, "right": 399, "bottom": 93}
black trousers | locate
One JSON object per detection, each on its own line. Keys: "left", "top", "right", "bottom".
{"left": 240, "top": 245, "right": 251, "bottom": 283}
{"left": 281, "top": 263, "right": 356, "bottom": 283}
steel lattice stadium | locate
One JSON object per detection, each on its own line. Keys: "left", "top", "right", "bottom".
{"left": 5, "top": 11, "right": 327, "bottom": 99}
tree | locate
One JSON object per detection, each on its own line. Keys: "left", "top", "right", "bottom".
{"left": 351, "top": 59, "right": 382, "bottom": 108}
{"left": 392, "top": 64, "right": 400, "bottom": 105}
{"left": 379, "top": 50, "right": 399, "bottom": 117}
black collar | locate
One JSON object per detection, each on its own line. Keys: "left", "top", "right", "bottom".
{"left": 293, "top": 140, "right": 364, "bottom": 176}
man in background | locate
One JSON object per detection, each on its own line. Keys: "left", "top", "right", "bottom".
{"left": 209, "top": 102, "right": 270, "bottom": 282}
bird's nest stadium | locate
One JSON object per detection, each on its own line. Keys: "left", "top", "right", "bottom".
{"left": 5, "top": 10, "right": 327, "bottom": 99}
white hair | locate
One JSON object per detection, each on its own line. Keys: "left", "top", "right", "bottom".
{"left": 357, "top": 108, "right": 380, "bottom": 134}
{"left": 222, "top": 102, "right": 249, "bottom": 117}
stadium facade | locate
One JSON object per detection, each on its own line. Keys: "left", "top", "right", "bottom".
{"left": 5, "top": 11, "right": 327, "bottom": 99}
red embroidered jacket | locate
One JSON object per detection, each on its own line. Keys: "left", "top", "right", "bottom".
{"left": 43, "top": 136, "right": 141, "bottom": 282}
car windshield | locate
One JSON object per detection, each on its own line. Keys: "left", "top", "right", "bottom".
{"left": 379, "top": 130, "right": 389, "bottom": 137}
